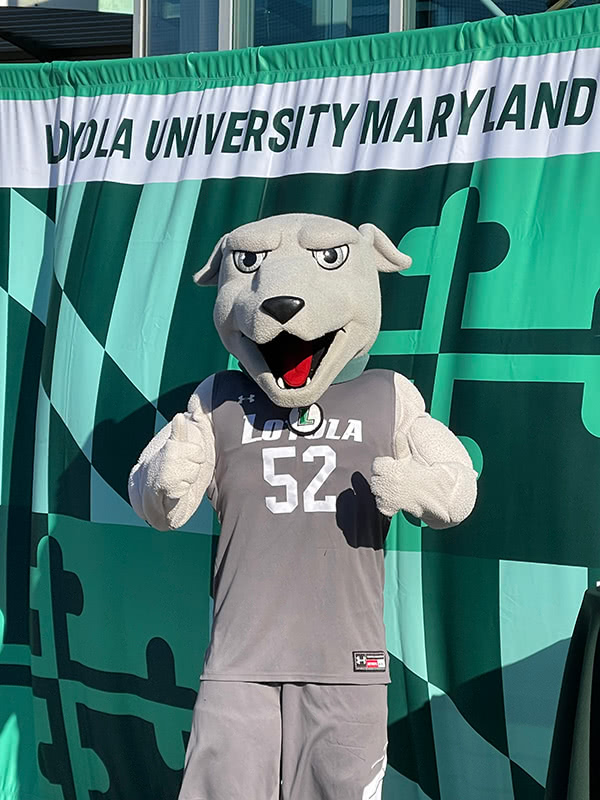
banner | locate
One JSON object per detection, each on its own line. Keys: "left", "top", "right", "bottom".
{"left": 2, "top": 6, "right": 600, "bottom": 799}
{"left": 6, "top": 51, "right": 600, "bottom": 187}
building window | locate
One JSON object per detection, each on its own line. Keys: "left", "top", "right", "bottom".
{"left": 143, "top": 0, "right": 600, "bottom": 56}
{"left": 148, "top": 0, "right": 219, "bottom": 55}
{"left": 414, "top": 0, "right": 599, "bottom": 28}
{"left": 233, "top": 0, "right": 390, "bottom": 49}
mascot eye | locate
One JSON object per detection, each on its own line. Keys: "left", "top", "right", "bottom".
{"left": 233, "top": 251, "right": 267, "bottom": 273}
{"left": 312, "top": 245, "right": 349, "bottom": 270}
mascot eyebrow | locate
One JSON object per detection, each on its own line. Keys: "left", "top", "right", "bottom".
{"left": 227, "top": 228, "right": 282, "bottom": 252}
{"left": 296, "top": 221, "right": 361, "bottom": 249}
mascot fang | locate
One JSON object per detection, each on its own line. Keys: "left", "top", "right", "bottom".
{"left": 129, "top": 213, "right": 477, "bottom": 800}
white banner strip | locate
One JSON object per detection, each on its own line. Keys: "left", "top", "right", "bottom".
{"left": 2, "top": 46, "right": 600, "bottom": 188}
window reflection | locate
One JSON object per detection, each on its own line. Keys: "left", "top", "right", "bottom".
{"left": 149, "top": 0, "right": 219, "bottom": 55}
{"left": 416, "top": 0, "right": 599, "bottom": 28}
{"left": 237, "top": 0, "right": 389, "bottom": 49}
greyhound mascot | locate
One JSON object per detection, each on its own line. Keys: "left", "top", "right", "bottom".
{"left": 129, "top": 214, "right": 477, "bottom": 800}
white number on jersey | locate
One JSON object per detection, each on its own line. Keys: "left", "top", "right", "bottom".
{"left": 262, "top": 447, "right": 298, "bottom": 514}
{"left": 262, "top": 445, "right": 337, "bottom": 514}
{"left": 302, "top": 445, "right": 336, "bottom": 512}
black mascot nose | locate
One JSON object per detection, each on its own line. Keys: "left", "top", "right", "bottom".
{"left": 261, "top": 296, "right": 305, "bottom": 324}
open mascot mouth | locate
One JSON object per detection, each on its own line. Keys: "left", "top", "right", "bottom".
{"left": 258, "top": 331, "right": 337, "bottom": 389}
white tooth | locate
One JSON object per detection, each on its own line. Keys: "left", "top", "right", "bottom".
{"left": 305, "top": 377, "right": 311, "bottom": 384}
{"left": 277, "top": 377, "right": 286, "bottom": 388}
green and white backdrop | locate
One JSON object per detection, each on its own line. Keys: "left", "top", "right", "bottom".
{"left": 2, "top": 5, "right": 600, "bottom": 799}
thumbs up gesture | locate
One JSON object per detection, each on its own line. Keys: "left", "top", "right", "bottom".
{"left": 149, "top": 412, "right": 207, "bottom": 501}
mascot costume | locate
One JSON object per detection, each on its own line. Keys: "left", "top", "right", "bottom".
{"left": 128, "top": 214, "right": 477, "bottom": 800}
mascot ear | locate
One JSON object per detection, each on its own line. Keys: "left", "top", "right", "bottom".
{"left": 359, "top": 223, "right": 412, "bottom": 273}
{"left": 193, "top": 234, "right": 227, "bottom": 286}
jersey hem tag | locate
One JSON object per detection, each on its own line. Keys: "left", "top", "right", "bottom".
{"left": 353, "top": 651, "right": 387, "bottom": 672}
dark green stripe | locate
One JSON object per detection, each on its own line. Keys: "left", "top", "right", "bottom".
{"left": 422, "top": 551, "right": 509, "bottom": 756}
{"left": 0, "top": 189, "right": 9, "bottom": 291}
{"left": 3, "top": 297, "right": 44, "bottom": 643}
{"left": 93, "top": 352, "right": 156, "bottom": 502}
{"left": 388, "top": 654, "right": 441, "bottom": 800}
{"left": 40, "top": 274, "right": 62, "bottom": 397}
{"left": 63, "top": 182, "right": 143, "bottom": 347}
{"left": 48, "top": 405, "right": 90, "bottom": 520}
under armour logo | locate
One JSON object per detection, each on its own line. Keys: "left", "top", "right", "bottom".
{"left": 353, "top": 650, "right": 386, "bottom": 672}
{"left": 238, "top": 394, "right": 255, "bottom": 404}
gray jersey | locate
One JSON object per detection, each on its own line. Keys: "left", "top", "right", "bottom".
{"left": 201, "top": 368, "right": 395, "bottom": 684}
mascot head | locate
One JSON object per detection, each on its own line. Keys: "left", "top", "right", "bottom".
{"left": 194, "top": 213, "right": 411, "bottom": 408}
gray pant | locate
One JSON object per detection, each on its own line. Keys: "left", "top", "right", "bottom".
{"left": 178, "top": 681, "right": 388, "bottom": 800}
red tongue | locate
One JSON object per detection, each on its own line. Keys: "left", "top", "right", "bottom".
{"left": 282, "top": 343, "right": 313, "bottom": 388}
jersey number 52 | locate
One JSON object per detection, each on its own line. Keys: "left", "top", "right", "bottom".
{"left": 262, "top": 445, "right": 336, "bottom": 514}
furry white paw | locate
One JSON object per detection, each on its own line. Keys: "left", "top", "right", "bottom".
{"left": 149, "top": 413, "right": 206, "bottom": 501}
{"left": 370, "top": 455, "right": 415, "bottom": 518}
{"left": 371, "top": 454, "right": 477, "bottom": 528}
